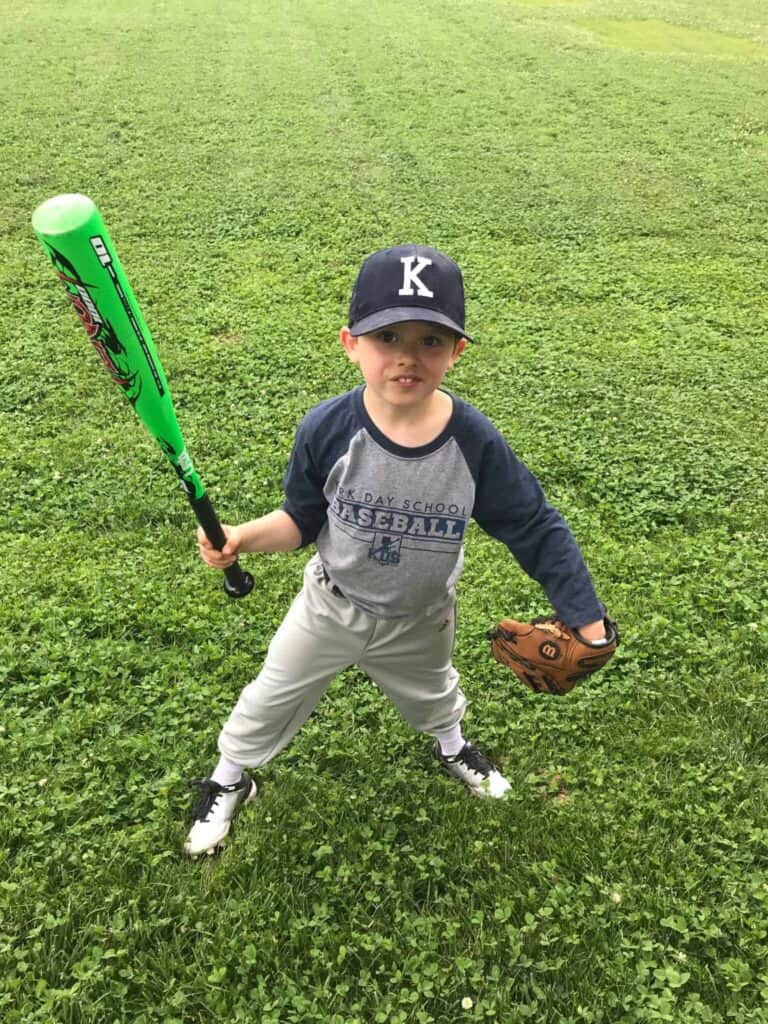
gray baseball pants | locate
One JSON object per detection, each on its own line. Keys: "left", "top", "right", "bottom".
{"left": 218, "top": 554, "right": 467, "bottom": 767}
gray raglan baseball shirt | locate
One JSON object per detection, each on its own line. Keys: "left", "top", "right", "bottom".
{"left": 282, "top": 386, "right": 604, "bottom": 626}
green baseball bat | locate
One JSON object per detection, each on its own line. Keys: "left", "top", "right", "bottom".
{"left": 31, "top": 193, "right": 254, "bottom": 598}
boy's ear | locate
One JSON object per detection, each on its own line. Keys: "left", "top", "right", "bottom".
{"left": 450, "top": 336, "right": 468, "bottom": 365}
{"left": 339, "top": 326, "right": 360, "bottom": 363}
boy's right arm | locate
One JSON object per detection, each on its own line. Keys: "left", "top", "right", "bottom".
{"left": 197, "top": 510, "right": 302, "bottom": 569}
{"left": 200, "top": 403, "right": 331, "bottom": 569}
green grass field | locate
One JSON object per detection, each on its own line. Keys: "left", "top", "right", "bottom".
{"left": 2, "top": 1, "right": 768, "bottom": 1021}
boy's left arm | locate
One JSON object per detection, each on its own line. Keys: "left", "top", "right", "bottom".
{"left": 472, "top": 444, "right": 607, "bottom": 631}
{"left": 469, "top": 427, "right": 619, "bottom": 692}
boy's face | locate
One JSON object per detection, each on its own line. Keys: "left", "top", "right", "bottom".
{"left": 339, "top": 320, "right": 466, "bottom": 409}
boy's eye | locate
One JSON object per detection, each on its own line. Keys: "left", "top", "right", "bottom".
{"left": 373, "top": 329, "right": 450, "bottom": 347}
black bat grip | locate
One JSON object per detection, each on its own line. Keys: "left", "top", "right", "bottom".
{"left": 189, "top": 493, "right": 254, "bottom": 599}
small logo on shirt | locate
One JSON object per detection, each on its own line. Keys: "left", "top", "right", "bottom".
{"left": 368, "top": 534, "right": 402, "bottom": 565}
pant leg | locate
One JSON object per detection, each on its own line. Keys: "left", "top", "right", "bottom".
{"left": 218, "top": 556, "right": 373, "bottom": 767}
{"left": 358, "top": 593, "right": 467, "bottom": 735}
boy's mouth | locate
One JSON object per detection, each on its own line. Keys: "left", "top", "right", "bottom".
{"left": 392, "top": 375, "right": 421, "bottom": 384}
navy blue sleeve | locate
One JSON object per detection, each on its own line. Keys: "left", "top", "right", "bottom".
{"left": 281, "top": 413, "right": 329, "bottom": 547}
{"left": 454, "top": 400, "right": 604, "bottom": 628}
{"left": 281, "top": 392, "right": 363, "bottom": 548}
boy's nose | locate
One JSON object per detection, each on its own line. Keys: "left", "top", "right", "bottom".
{"left": 396, "top": 344, "right": 420, "bottom": 362}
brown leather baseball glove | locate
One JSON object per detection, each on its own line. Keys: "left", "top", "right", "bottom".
{"left": 488, "top": 616, "right": 619, "bottom": 695}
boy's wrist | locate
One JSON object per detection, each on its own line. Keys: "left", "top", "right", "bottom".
{"left": 575, "top": 618, "right": 606, "bottom": 642}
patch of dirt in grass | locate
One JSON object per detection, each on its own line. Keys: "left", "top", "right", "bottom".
{"left": 549, "top": 773, "right": 572, "bottom": 803}
{"left": 529, "top": 770, "right": 574, "bottom": 803}
{"left": 213, "top": 332, "right": 245, "bottom": 344}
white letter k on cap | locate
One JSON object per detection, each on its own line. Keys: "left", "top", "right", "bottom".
{"left": 398, "top": 256, "right": 434, "bottom": 297}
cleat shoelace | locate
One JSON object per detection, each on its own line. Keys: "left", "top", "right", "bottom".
{"left": 449, "top": 744, "right": 493, "bottom": 777}
{"left": 189, "top": 778, "right": 228, "bottom": 823}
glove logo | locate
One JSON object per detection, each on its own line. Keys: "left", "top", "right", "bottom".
{"left": 539, "top": 640, "right": 561, "bottom": 661}
{"left": 490, "top": 616, "right": 619, "bottom": 695}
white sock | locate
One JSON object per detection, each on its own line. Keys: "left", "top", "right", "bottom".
{"left": 211, "top": 756, "right": 244, "bottom": 787}
{"left": 433, "top": 724, "right": 465, "bottom": 758}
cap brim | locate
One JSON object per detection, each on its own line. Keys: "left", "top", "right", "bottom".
{"left": 349, "top": 307, "right": 473, "bottom": 343}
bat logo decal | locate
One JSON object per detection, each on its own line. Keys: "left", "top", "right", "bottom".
{"left": 158, "top": 437, "right": 197, "bottom": 494}
{"left": 45, "top": 243, "right": 142, "bottom": 405}
{"left": 89, "top": 235, "right": 166, "bottom": 400}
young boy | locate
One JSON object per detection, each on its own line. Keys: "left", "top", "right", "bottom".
{"left": 185, "top": 244, "right": 609, "bottom": 857}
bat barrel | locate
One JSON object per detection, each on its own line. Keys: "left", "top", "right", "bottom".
{"left": 32, "top": 192, "right": 98, "bottom": 236}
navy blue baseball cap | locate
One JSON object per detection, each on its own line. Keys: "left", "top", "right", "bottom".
{"left": 348, "top": 244, "right": 473, "bottom": 342}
